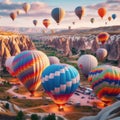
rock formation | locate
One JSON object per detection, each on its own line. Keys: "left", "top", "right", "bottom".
{"left": 0, "top": 32, "right": 36, "bottom": 67}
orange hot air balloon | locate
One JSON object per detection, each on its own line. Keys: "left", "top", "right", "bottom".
{"left": 75, "top": 6, "right": 85, "bottom": 20}
{"left": 43, "top": 19, "right": 51, "bottom": 28}
{"left": 97, "top": 32, "right": 110, "bottom": 44}
{"left": 108, "top": 16, "right": 112, "bottom": 21}
{"left": 98, "top": 7, "right": 107, "bottom": 19}
{"left": 10, "top": 12, "right": 17, "bottom": 21}
{"left": 23, "top": 3, "right": 31, "bottom": 13}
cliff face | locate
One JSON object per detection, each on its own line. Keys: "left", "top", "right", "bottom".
{"left": 0, "top": 32, "right": 36, "bottom": 67}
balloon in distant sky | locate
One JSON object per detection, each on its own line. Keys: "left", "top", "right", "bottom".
{"left": 33, "top": 20, "right": 38, "bottom": 26}
{"left": 90, "top": 65, "right": 120, "bottom": 102}
{"left": 98, "top": 7, "right": 107, "bottom": 19}
{"left": 5, "top": 56, "right": 15, "bottom": 76}
{"left": 112, "top": 14, "right": 117, "bottom": 20}
{"left": 42, "top": 64, "right": 80, "bottom": 110}
{"left": 72, "top": 21, "right": 75, "bottom": 25}
{"left": 43, "top": 19, "right": 51, "bottom": 28}
{"left": 108, "top": 16, "right": 112, "bottom": 21}
{"left": 90, "top": 18, "right": 95, "bottom": 23}
{"left": 48, "top": 56, "right": 60, "bottom": 65}
{"left": 51, "top": 7, "right": 65, "bottom": 24}
{"left": 77, "top": 54, "right": 98, "bottom": 77}
{"left": 97, "top": 32, "right": 110, "bottom": 44}
{"left": 96, "top": 48, "right": 108, "bottom": 61}
{"left": 10, "top": 12, "right": 17, "bottom": 21}
{"left": 68, "top": 26, "right": 71, "bottom": 30}
{"left": 23, "top": 3, "right": 31, "bottom": 13}
{"left": 75, "top": 6, "right": 85, "bottom": 20}
{"left": 12, "top": 50, "right": 50, "bottom": 96}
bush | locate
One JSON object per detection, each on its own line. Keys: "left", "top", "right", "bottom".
{"left": 16, "top": 111, "right": 25, "bottom": 120}
{"left": 5, "top": 103, "right": 9, "bottom": 109}
{"left": 31, "top": 114, "right": 39, "bottom": 120}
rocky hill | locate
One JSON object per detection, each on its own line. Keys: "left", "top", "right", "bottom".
{"left": 0, "top": 31, "right": 36, "bottom": 68}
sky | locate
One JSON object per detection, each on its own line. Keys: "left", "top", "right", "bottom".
{"left": 0, "top": 0, "right": 119, "bottom": 29}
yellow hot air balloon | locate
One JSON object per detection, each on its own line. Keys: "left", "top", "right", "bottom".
{"left": 23, "top": 3, "right": 31, "bottom": 13}
{"left": 51, "top": 7, "right": 65, "bottom": 24}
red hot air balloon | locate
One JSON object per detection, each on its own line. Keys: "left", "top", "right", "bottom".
{"left": 98, "top": 7, "right": 107, "bottom": 19}
{"left": 97, "top": 32, "right": 110, "bottom": 44}
{"left": 75, "top": 6, "right": 85, "bottom": 20}
{"left": 43, "top": 19, "right": 51, "bottom": 28}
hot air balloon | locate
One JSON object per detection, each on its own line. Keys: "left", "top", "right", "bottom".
{"left": 72, "top": 21, "right": 75, "bottom": 25}
{"left": 43, "top": 19, "right": 51, "bottom": 28}
{"left": 12, "top": 50, "right": 50, "bottom": 96}
{"left": 10, "top": 12, "right": 17, "bottom": 21}
{"left": 75, "top": 6, "right": 85, "bottom": 20}
{"left": 42, "top": 64, "right": 80, "bottom": 111}
{"left": 77, "top": 54, "right": 98, "bottom": 77}
{"left": 51, "top": 7, "right": 65, "bottom": 24}
{"left": 23, "top": 3, "right": 31, "bottom": 13}
{"left": 112, "top": 14, "right": 117, "bottom": 20}
{"left": 97, "top": 32, "right": 110, "bottom": 44}
{"left": 88, "top": 65, "right": 111, "bottom": 83}
{"left": 90, "top": 65, "right": 120, "bottom": 102}
{"left": 108, "top": 16, "right": 112, "bottom": 21}
{"left": 33, "top": 20, "right": 38, "bottom": 26}
{"left": 96, "top": 48, "right": 108, "bottom": 61}
{"left": 48, "top": 56, "right": 60, "bottom": 65}
{"left": 5, "top": 56, "right": 15, "bottom": 76}
{"left": 90, "top": 18, "right": 95, "bottom": 23}
{"left": 98, "top": 7, "right": 107, "bottom": 19}
{"left": 68, "top": 26, "right": 71, "bottom": 30}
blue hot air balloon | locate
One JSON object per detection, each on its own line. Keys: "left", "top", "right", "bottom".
{"left": 42, "top": 64, "right": 80, "bottom": 110}
{"left": 112, "top": 14, "right": 117, "bottom": 20}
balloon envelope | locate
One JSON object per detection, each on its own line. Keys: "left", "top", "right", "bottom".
{"left": 75, "top": 6, "right": 85, "bottom": 20}
{"left": 33, "top": 20, "right": 38, "bottom": 26}
{"left": 43, "top": 19, "right": 51, "bottom": 28}
{"left": 97, "top": 32, "right": 110, "bottom": 44}
{"left": 5, "top": 56, "right": 15, "bottom": 76}
{"left": 90, "top": 18, "right": 95, "bottom": 23}
{"left": 12, "top": 50, "right": 50, "bottom": 96}
{"left": 98, "top": 7, "right": 107, "bottom": 19}
{"left": 23, "top": 3, "right": 31, "bottom": 13}
{"left": 48, "top": 56, "right": 60, "bottom": 65}
{"left": 96, "top": 48, "right": 107, "bottom": 61}
{"left": 90, "top": 65, "right": 120, "bottom": 101}
{"left": 77, "top": 54, "right": 98, "bottom": 77}
{"left": 42, "top": 64, "right": 80, "bottom": 109}
{"left": 51, "top": 7, "right": 65, "bottom": 24}
{"left": 10, "top": 12, "right": 17, "bottom": 21}
{"left": 112, "top": 14, "right": 117, "bottom": 20}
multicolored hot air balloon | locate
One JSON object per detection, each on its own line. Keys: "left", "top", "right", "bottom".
{"left": 42, "top": 64, "right": 80, "bottom": 110}
{"left": 48, "top": 56, "right": 60, "bottom": 65}
{"left": 96, "top": 48, "right": 108, "bottom": 61}
{"left": 33, "top": 20, "right": 38, "bottom": 26}
{"left": 77, "top": 54, "right": 98, "bottom": 77}
{"left": 51, "top": 7, "right": 65, "bottom": 24}
{"left": 10, "top": 12, "right": 17, "bottom": 21}
{"left": 43, "top": 19, "right": 51, "bottom": 28}
{"left": 12, "top": 50, "right": 50, "bottom": 96}
{"left": 90, "top": 18, "right": 95, "bottom": 23}
{"left": 112, "top": 14, "right": 117, "bottom": 20}
{"left": 98, "top": 7, "right": 107, "bottom": 19}
{"left": 23, "top": 3, "right": 31, "bottom": 13}
{"left": 75, "top": 6, "right": 85, "bottom": 20}
{"left": 97, "top": 32, "right": 110, "bottom": 44}
{"left": 5, "top": 56, "right": 15, "bottom": 76}
{"left": 90, "top": 65, "right": 120, "bottom": 102}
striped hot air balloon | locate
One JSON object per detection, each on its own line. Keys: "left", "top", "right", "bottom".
{"left": 90, "top": 65, "right": 120, "bottom": 102}
{"left": 12, "top": 50, "right": 50, "bottom": 96}
{"left": 42, "top": 64, "right": 80, "bottom": 110}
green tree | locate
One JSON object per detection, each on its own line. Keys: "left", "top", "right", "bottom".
{"left": 16, "top": 111, "right": 25, "bottom": 120}
{"left": 45, "top": 113, "right": 56, "bottom": 120}
{"left": 31, "top": 114, "right": 39, "bottom": 120}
